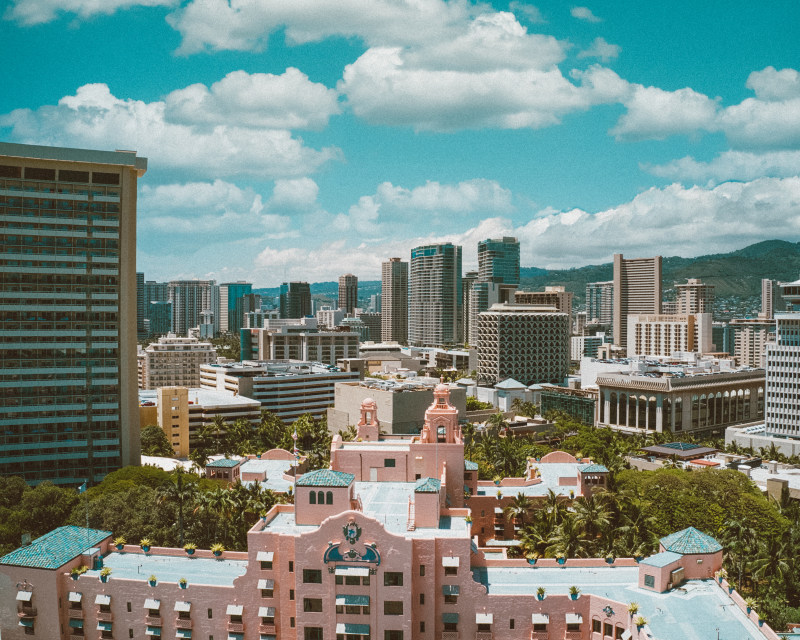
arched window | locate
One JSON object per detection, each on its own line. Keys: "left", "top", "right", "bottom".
{"left": 317, "top": 491, "right": 324, "bottom": 504}
{"left": 309, "top": 491, "right": 316, "bottom": 504}
{"left": 326, "top": 491, "right": 333, "bottom": 505}
{"left": 609, "top": 392, "right": 618, "bottom": 424}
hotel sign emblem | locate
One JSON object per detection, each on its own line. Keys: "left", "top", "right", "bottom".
{"left": 343, "top": 519, "right": 362, "bottom": 545}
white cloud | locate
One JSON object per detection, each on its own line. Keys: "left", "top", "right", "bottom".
{"left": 509, "top": 2, "right": 546, "bottom": 24}
{"left": 719, "top": 96, "right": 800, "bottom": 149}
{"left": 577, "top": 37, "right": 620, "bottom": 62}
{"left": 570, "top": 6, "right": 601, "bottom": 22}
{"left": 268, "top": 177, "right": 320, "bottom": 211}
{"left": 164, "top": 68, "right": 340, "bottom": 130}
{"left": 645, "top": 150, "right": 800, "bottom": 183}
{"left": 0, "top": 83, "right": 340, "bottom": 179}
{"left": 746, "top": 66, "right": 800, "bottom": 101}
{"left": 166, "top": 0, "right": 474, "bottom": 54}
{"left": 5, "top": 0, "right": 176, "bottom": 25}
{"left": 611, "top": 85, "right": 719, "bottom": 141}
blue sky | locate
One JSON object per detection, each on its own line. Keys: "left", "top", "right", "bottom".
{"left": 2, "top": 0, "right": 800, "bottom": 285}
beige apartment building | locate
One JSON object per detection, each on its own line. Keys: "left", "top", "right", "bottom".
{"left": 627, "top": 313, "right": 713, "bottom": 357}
{"left": 514, "top": 286, "right": 573, "bottom": 320}
{"left": 613, "top": 254, "right": 662, "bottom": 353}
{"left": 730, "top": 318, "right": 776, "bottom": 368}
{"left": 676, "top": 278, "right": 714, "bottom": 314}
{"left": 137, "top": 334, "right": 218, "bottom": 390}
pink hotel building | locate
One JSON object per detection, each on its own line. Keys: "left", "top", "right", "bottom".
{"left": 1, "top": 386, "right": 777, "bottom": 640}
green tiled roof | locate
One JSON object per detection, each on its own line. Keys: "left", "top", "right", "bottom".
{"left": 464, "top": 460, "right": 479, "bottom": 471}
{"left": 660, "top": 527, "right": 722, "bottom": 555}
{"left": 297, "top": 469, "right": 355, "bottom": 487}
{"left": 580, "top": 463, "right": 609, "bottom": 473}
{"left": 415, "top": 477, "right": 441, "bottom": 493}
{"left": 661, "top": 442, "right": 702, "bottom": 451}
{"left": 0, "top": 526, "right": 110, "bottom": 569}
{"left": 207, "top": 458, "right": 242, "bottom": 468}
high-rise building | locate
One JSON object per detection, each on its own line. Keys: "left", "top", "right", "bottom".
{"left": 338, "top": 274, "right": 358, "bottom": 315}
{"left": 765, "top": 278, "right": 800, "bottom": 438}
{"left": 409, "top": 243, "right": 462, "bottom": 347}
{"left": 219, "top": 281, "right": 252, "bottom": 334}
{"left": 761, "top": 278, "right": 785, "bottom": 319}
{"left": 462, "top": 270, "right": 479, "bottom": 344}
{"left": 514, "top": 286, "right": 573, "bottom": 320}
{"left": 586, "top": 280, "right": 613, "bottom": 327}
{"left": 148, "top": 301, "right": 172, "bottom": 335}
{"left": 476, "top": 303, "right": 570, "bottom": 385}
{"left": 0, "top": 142, "right": 146, "bottom": 485}
{"left": 613, "top": 254, "right": 662, "bottom": 353}
{"left": 626, "top": 313, "right": 713, "bottom": 357}
{"left": 136, "top": 272, "right": 146, "bottom": 339}
{"left": 168, "top": 280, "right": 218, "bottom": 336}
{"left": 477, "top": 236, "right": 520, "bottom": 283}
{"left": 137, "top": 334, "right": 218, "bottom": 390}
{"left": 279, "top": 281, "right": 311, "bottom": 319}
{"left": 468, "top": 281, "right": 515, "bottom": 346}
{"left": 676, "top": 278, "right": 714, "bottom": 315}
{"left": 730, "top": 318, "right": 775, "bottom": 368}
{"left": 381, "top": 258, "right": 408, "bottom": 344}
{"left": 356, "top": 309, "right": 382, "bottom": 343}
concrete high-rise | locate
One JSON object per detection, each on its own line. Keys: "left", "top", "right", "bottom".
{"left": 168, "top": 280, "right": 218, "bottom": 336}
{"left": 613, "top": 254, "right": 662, "bottom": 353}
{"left": 765, "top": 278, "right": 800, "bottom": 438}
{"left": 676, "top": 278, "right": 714, "bottom": 315}
{"left": 381, "top": 258, "right": 408, "bottom": 344}
{"left": 338, "top": 274, "right": 358, "bottom": 315}
{"left": 761, "top": 278, "right": 785, "bottom": 319}
{"left": 279, "top": 281, "right": 311, "bottom": 319}
{"left": 409, "top": 243, "right": 462, "bottom": 347}
{"left": 515, "top": 286, "right": 573, "bottom": 321}
{"left": 477, "top": 236, "right": 520, "bottom": 283}
{"left": 586, "top": 280, "right": 613, "bottom": 327}
{"left": 467, "top": 237, "right": 520, "bottom": 346}
{"left": 219, "top": 281, "right": 252, "bottom": 334}
{"left": 0, "top": 142, "right": 146, "bottom": 485}
{"left": 136, "top": 272, "right": 146, "bottom": 339}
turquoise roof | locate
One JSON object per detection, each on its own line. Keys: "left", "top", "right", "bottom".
{"left": 297, "top": 469, "right": 355, "bottom": 487}
{"left": 464, "top": 460, "right": 479, "bottom": 471}
{"left": 660, "top": 527, "right": 722, "bottom": 555}
{"left": 661, "top": 442, "right": 702, "bottom": 451}
{"left": 639, "top": 551, "right": 682, "bottom": 568}
{"left": 579, "top": 463, "right": 609, "bottom": 473}
{"left": 206, "top": 458, "right": 242, "bottom": 468}
{"left": 415, "top": 477, "right": 441, "bottom": 493}
{"left": 0, "top": 526, "right": 110, "bottom": 569}
{"left": 495, "top": 378, "right": 526, "bottom": 389}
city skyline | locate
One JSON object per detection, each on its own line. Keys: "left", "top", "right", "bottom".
{"left": 1, "top": 1, "right": 799, "bottom": 285}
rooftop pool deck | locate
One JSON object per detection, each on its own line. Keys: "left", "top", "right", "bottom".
{"left": 476, "top": 463, "right": 584, "bottom": 498}
{"left": 85, "top": 552, "right": 248, "bottom": 586}
{"left": 473, "top": 566, "right": 765, "bottom": 640}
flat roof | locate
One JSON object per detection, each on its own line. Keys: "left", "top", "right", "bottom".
{"left": 0, "top": 142, "right": 147, "bottom": 172}
{"left": 240, "top": 458, "right": 296, "bottom": 493}
{"left": 476, "top": 463, "right": 584, "bottom": 498}
{"left": 85, "top": 552, "right": 247, "bottom": 586}
{"left": 0, "top": 526, "right": 111, "bottom": 569}
{"left": 138, "top": 388, "right": 260, "bottom": 408}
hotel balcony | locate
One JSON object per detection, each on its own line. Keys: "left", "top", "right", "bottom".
{"left": 442, "top": 633, "right": 460, "bottom": 640}
{"left": 145, "top": 615, "right": 162, "bottom": 625}
{"left": 96, "top": 610, "right": 113, "bottom": 622}
{"left": 17, "top": 604, "right": 37, "bottom": 618}
{"left": 259, "top": 623, "right": 277, "bottom": 634}
{"left": 227, "top": 622, "right": 245, "bottom": 633}
{"left": 175, "top": 618, "right": 192, "bottom": 629}
{"left": 68, "top": 609, "right": 84, "bottom": 619}
{"left": 475, "top": 632, "right": 493, "bottom": 640}
{"left": 530, "top": 633, "right": 548, "bottom": 640}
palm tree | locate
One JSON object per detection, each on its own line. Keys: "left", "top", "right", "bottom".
{"left": 156, "top": 466, "right": 196, "bottom": 546}
{"left": 545, "top": 515, "right": 589, "bottom": 558}
{"left": 542, "top": 489, "right": 567, "bottom": 530}
{"left": 721, "top": 517, "right": 758, "bottom": 588}
{"left": 572, "top": 494, "right": 611, "bottom": 553}
{"left": 504, "top": 493, "right": 533, "bottom": 533}
{"left": 487, "top": 412, "right": 507, "bottom": 438}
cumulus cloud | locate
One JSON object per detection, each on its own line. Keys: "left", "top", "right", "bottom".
{"left": 5, "top": 0, "right": 176, "bottom": 25}
{"left": 268, "top": 177, "right": 320, "bottom": 211}
{"left": 570, "top": 6, "right": 601, "bottom": 22}
{"left": 577, "top": 37, "right": 620, "bottom": 62}
{"left": 339, "top": 15, "right": 628, "bottom": 132}
{"left": 0, "top": 82, "right": 340, "bottom": 179}
{"left": 166, "top": 0, "right": 473, "bottom": 54}
{"left": 746, "top": 66, "right": 800, "bottom": 101}
{"left": 645, "top": 150, "right": 800, "bottom": 183}
{"left": 164, "top": 69, "right": 340, "bottom": 130}
{"left": 509, "top": 2, "right": 546, "bottom": 24}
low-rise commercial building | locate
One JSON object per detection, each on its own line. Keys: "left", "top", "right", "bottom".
{"left": 240, "top": 325, "right": 359, "bottom": 366}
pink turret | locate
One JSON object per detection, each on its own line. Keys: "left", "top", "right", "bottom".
{"left": 355, "top": 397, "right": 380, "bottom": 441}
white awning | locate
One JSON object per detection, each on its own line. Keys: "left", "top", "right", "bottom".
{"left": 335, "top": 623, "right": 370, "bottom": 635}
{"left": 334, "top": 566, "right": 370, "bottom": 576}
{"left": 144, "top": 599, "right": 161, "bottom": 610}
{"left": 335, "top": 595, "right": 369, "bottom": 606}
{"left": 531, "top": 613, "right": 549, "bottom": 624}
{"left": 257, "top": 579, "right": 274, "bottom": 589}
{"left": 68, "top": 592, "right": 82, "bottom": 603}
{"left": 145, "top": 627, "right": 162, "bottom": 637}
{"left": 174, "top": 601, "right": 191, "bottom": 613}
{"left": 97, "top": 622, "right": 113, "bottom": 631}
{"left": 258, "top": 606, "right": 276, "bottom": 617}
{"left": 257, "top": 551, "right": 274, "bottom": 562}
{"left": 621, "top": 631, "right": 632, "bottom": 640}
{"left": 16, "top": 591, "right": 33, "bottom": 602}
{"left": 95, "top": 594, "right": 111, "bottom": 605}
{"left": 442, "top": 556, "right": 460, "bottom": 567}
{"left": 226, "top": 604, "right": 244, "bottom": 616}
{"left": 566, "top": 613, "right": 583, "bottom": 624}
{"left": 475, "top": 613, "right": 493, "bottom": 624}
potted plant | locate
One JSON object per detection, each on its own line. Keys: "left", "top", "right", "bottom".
{"left": 569, "top": 490, "right": 575, "bottom": 499}
{"left": 536, "top": 586, "right": 546, "bottom": 601}
{"left": 179, "top": 578, "right": 188, "bottom": 590}
{"left": 70, "top": 567, "right": 82, "bottom": 581}
{"left": 628, "top": 602, "right": 639, "bottom": 616}
{"left": 634, "top": 616, "right": 648, "bottom": 630}
{"left": 183, "top": 543, "right": 196, "bottom": 556}
{"left": 140, "top": 538, "right": 153, "bottom": 553}
{"left": 260, "top": 511, "right": 267, "bottom": 522}
{"left": 605, "top": 554, "right": 615, "bottom": 564}
{"left": 526, "top": 552, "right": 540, "bottom": 566}
{"left": 211, "top": 543, "right": 225, "bottom": 557}
{"left": 556, "top": 552, "right": 566, "bottom": 565}
{"left": 727, "top": 580, "right": 736, "bottom": 594}
{"left": 569, "top": 585, "right": 580, "bottom": 600}
{"left": 99, "top": 567, "right": 112, "bottom": 583}
{"left": 113, "top": 536, "right": 126, "bottom": 551}
{"left": 716, "top": 568, "right": 727, "bottom": 584}
{"left": 745, "top": 597, "right": 757, "bottom": 615}
{"left": 148, "top": 575, "right": 157, "bottom": 587}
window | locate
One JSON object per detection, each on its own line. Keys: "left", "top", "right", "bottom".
{"left": 304, "top": 569, "right": 323, "bottom": 583}
{"left": 261, "top": 560, "right": 273, "bottom": 570}
{"left": 317, "top": 491, "right": 324, "bottom": 504}
{"left": 419, "top": 565, "right": 425, "bottom": 577}
{"left": 444, "top": 594, "right": 458, "bottom": 604}
{"left": 305, "top": 629, "right": 323, "bottom": 640}
{"left": 290, "top": 590, "right": 295, "bottom": 601}
{"left": 604, "top": 622, "right": 613, "bottom": 637}
{"left": 310, "top": 492, "right": 316, "bottom": 504}
{"left": 291, "top": 617, "right": 295, "bottom": 628}
{"left": 262, "top": 588, "right": 274, "bottom": 598}
{"left": 444, "top": 622, "right": 458, "bottom": 632}
{"left": 127, "top": 602, "right": 132, "bottom": 612}
{"left": 385, "top": 632, "right": 403, "bottom": 640}
{"left": 129, "top": 630, "right": 133, "bottom": 639}
{"left": 444, "top": 566, "right": 457, "bottom": 577}
{"left": 644, "top": 574, "right": 655, "bottom": 588}
{"left": 567, "top": 623, "right": 581, "bottom": 632}
{"left": 384, "top": 459, "right": 396, "bottom": 467}
{"left": 615, "top": 626, "right": 625, "bottom": 639}
{"left": 384, "top": 572, "right": 403, "bottom": 586}
{"left": 510, "top": 619, "right": 515, "bottom": 630}
{"left": 326, "top": 491, "right": 333, "bottom": 505}
{"left": 384, "top": 601, "right": 403, "bottom": 615}
{"left": 208, "top": 609, "right": 213, "bottom": 618}
{"left": 289, "top": 561, "right": 294, "bottom": 572}
{"left": 593, "top": 619, "right": 602, "bottom": 633}
{"left": 532, "top": 623, "right": 547, "bottom": 632}
{"left": 419, "top": 594, "right": 424, "bottom": 605}
{"left": 304, "top": 598, "right": 323, "bottom": 613}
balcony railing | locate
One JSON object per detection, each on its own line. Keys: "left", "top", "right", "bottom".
{"left": 18, "top": 605, "right": 37, "bottom": 617}
{"left": 145, "top": 615, "right": 162, "bottom": 625}
{"left": 442, "top": 633, "right": 459, "bottom": 640}
{"left": 227, "top": 622, "right": 245, "bottom": 633}
{"left": 260, "top": 623, "right": 277, "bottom": 634}
{"left": 476, "top": 632, "right": 493, "bottom": 640}
{"left": 96, "top": 610, "right": 113, "bottom": 621}
{"left": 68, "top": 609, "right": 84, "bottom": 619}
{"left": 175, "top": 618, "right": 192, "bottom": 629}
{"left": 565, "top": 632, "right": 582, "bottom": 640}
{"left": 530, "top": 632, "right": 548, "bottom": 640}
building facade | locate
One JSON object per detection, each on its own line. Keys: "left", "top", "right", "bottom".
{"left": 477, "top": 236, "right": 520, "bottom": 284}
{"left": 765, "top": 278, "right": 800, "bottom": 438}
{"left": 168, "top": 279, "right": 218, "bottom": 336}
{"left": 0, "top": 142, "right": 146, "bottom": 485}
{"left": 612, "top": 254, "right": 662, "bottom": 353}
{"left": 381, "top": 258, "right": 408, "bottom": 344}
{"left": 338, "top": 274, "right": 358, "bottom": 315}
{"left": 355, "top": 310, "right": 382, "bottom": 343}
{"left": 219, "top": 281, "right": 253, "bottom": 334}
{"left": 730, "top": 318, "right": 775, "bottom": 368}
{"left": 626, "top": 313, "right": 713, "bottom": 357}
{"left": 514, "top": 287, "right": 573, "bottom": 322}
{"left": 409, "top": 243, "right": 462, "bottom": 347}
{"left": 675, "top": 278, "right": 714, "bottom": 315}
{"left": 586, "top": 280, "right": 613, "bottom": 327}
{"left": 280, "top": 281, "right": 312, "bottom": 319}
{"left": 477, "top": 303, "right": 570, "bottom": 386}
{"left": 137, "top": 334, "right": 218, "bottom": 390}
{"left": 240, "top": 326, "right": 359, "bottom": 365}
